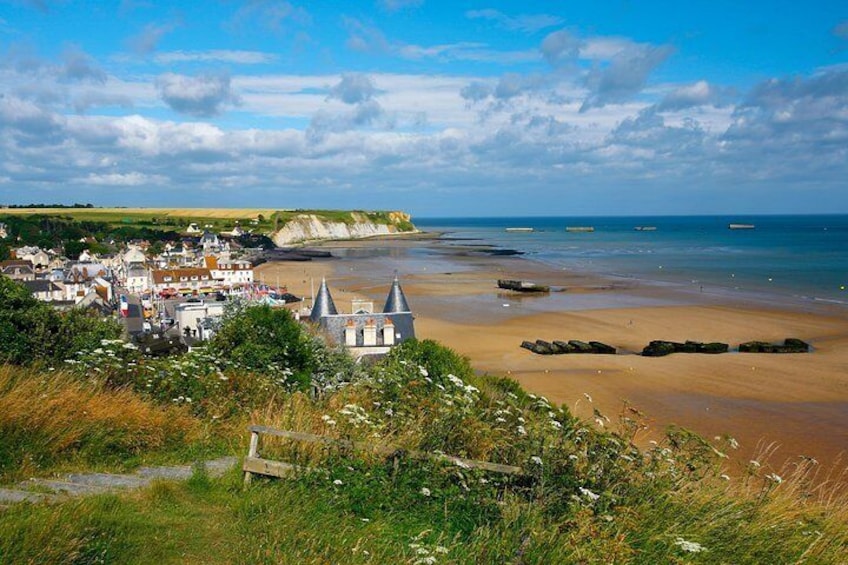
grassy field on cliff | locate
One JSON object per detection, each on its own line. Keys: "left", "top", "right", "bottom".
{"left": 0, "top": 207, "right": 414, "bottom": 234}
{"left": 1, "top": 288, "right": 847, "bottom": 563}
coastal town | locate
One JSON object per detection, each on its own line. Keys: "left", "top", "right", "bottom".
{"left": 0, "top": 217, "right": 417, "bottom": 356}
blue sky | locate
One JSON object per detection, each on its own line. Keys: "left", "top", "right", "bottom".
{"left": 0, "top": 0, "right": 846, "bottom": 216}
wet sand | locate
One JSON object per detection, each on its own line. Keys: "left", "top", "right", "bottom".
{"left": 257, "top": 235, "right": 848, "bottom": 472}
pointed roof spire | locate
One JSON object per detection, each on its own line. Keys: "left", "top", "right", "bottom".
{"left": 310, "top": 277, "right": 338, "bottom": 322}
{"left": 383, "top": 276, "right": 411, "bottom": 313}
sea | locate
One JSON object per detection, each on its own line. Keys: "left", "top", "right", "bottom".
{"left": 414, "top": 215, "right": 848, "bottom": 307}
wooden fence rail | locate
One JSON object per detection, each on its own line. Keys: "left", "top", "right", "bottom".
{"left": 243, "top": 424, "right": 524, "bottom": 486}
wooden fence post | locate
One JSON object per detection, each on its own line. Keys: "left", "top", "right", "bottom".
{"left": 244, "top": 429, "right": 260, "bottom": 486}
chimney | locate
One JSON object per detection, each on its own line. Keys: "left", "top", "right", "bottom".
{"left": 383, "top": 317, "right": 395, "bottom": 346}
{"left": 344, "top": 319, "right": 357, "bottom": 347}
{"left": 363, "top": 318, "right": 377, "bottom": 346}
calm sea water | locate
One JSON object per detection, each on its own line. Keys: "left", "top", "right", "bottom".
{"left": 414, "top": 216, "right": 848, "bottom": 305}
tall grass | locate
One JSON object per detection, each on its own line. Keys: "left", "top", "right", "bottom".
{"left": 0, "top": 366, "right": 205, "bottom": 482}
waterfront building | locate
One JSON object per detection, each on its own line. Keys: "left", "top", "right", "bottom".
{"left": 310, "top": 277, "right": 415, "bottom": 358}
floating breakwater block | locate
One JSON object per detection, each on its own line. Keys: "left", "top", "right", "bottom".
{"left": 589, "top": 341, "right": 617, "bottom": 354}
{"left": 568, "top": 340, "right": 594, "bottom": 353}
{"left": 641, "top": 340, "right": 681, "bottom": 357}
{"left": 739, "top": 338, "right": 810, "bottom": 353}
{"left": 699, "top": 342, "right": 729, "bottom": 354}
{"left": 534, "top": 340, "right": 555, "bottom": 354}
{"left": 552, "top": 340, "right": 574, "bottom": 354}
{"left": 782, "top": 338, "right": 810, "bottom": 352}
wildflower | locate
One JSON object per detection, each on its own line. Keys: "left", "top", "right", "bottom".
{"left": 568, "top": 454, "right": 578, "bottom": 461}
{"left": 434, "top": 546, "right": 449, "bottom": 554}
{"left": 418, "top": 366, "right": 429, "bottom": 377}
{"left": 674, "top": 538, "right": 707, "bottom": 553}
{"left": 413, "top": 557, "right": 437, "bottom": 565}
{"left": 766, "top": 473, "right": 783, "bottom": 484}
{"left": 550, "top": 420, "right": 562, "bottom": 429}
{"left": 530, "top": 456, "right": 543, "bottom": 466}
{"left": 579, "top": 487, "right": 600, "bottom": 501}
{"left": 516, "top": 425, "right": 527, "bottom": 436}
{"left": 420, "top": 487, "right": 431, "bottom": 497}
{"left": 333, "top": 479, "right": 343, "bottom": 485}
{"left": 729, "top": 437, "right": 739, "bottom": 449}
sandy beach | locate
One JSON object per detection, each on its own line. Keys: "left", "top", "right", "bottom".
{"left": 257, "top": 235, "right": 848, "bottom": 474}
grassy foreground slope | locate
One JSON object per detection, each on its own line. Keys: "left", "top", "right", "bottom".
{"left": 0, "top": 285, "right": 846, "bottom": 563}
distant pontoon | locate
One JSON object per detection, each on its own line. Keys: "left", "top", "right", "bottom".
{"left": 728, "top": 223, "right": 755, "bottom": 230}
{"left": 505, "top": 227, "right": 534, "bottom": 232}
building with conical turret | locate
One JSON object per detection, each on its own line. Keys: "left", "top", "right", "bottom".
{"left": 309, "top": 277, "right": 415, "bottom": 358}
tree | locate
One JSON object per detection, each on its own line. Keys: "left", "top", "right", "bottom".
{"left": 0, "top": 277, "right": 121, "bottom": 366}
{"left": 208, "top": 304, "right": 316, "bottom": 388}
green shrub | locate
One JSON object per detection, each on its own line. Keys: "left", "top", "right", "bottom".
{"left": 207, "top": 303, "right": 316, "bottom": 389}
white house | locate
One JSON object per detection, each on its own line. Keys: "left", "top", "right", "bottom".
{"left": 15, "top": 246, "right": 50, "bottom": 269}
{"left": 122, "top": 245, "right": 146, "bottom": 266}
{"left": 63, "top": 263, "right": 114, "bottom": 303}
{"left": 174, "top": 301, "right": 226, "bottom": 340}
{"left": 125, "top": 264, "right": 150, "bottom": 294}
{"left": 22, "top": 280, "right": 64, "bottom": 302}
{"left": 0, "top": 222, "right": 7, "bottom": 239}
{"left": 150, "top": 267, "right": 218, "bottom": 297}
{"left": 204, "top": 256, "right": 254, "bottom": 288}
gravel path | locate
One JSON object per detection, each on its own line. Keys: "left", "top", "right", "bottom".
{"left": 0, "top": 456, "right": 238, "bottom": 507}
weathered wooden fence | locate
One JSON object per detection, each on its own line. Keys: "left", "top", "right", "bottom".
{"left": 243, "top": 424, "right": 524, "bottom": 485}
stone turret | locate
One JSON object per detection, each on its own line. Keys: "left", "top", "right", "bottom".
{"left": 310, "top": 278, "right": 338, "bottom": 323}
{"left": 382, "top": 276, "right": 411, "bottom": 313}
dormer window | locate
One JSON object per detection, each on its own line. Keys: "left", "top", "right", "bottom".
{"left": 180, "top": 276, "right": 188, "bottom": 281}
{"left": 163, "top": 276, "right": 172, "bottom": 282}
{"left": 190, "top": 275, "right": 198, "bottom": 281}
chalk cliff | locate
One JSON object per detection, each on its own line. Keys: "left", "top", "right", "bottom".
{"left": 271, "top": 211, "right": 415, "bottom": 246}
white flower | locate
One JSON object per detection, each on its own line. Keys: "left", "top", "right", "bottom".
{"left": 333, "top": 479, "right": 343, "bottom": 485}
{"left": 516, "top": 425, "right": 527, "bottom": 436}
{"left": 418, "top": 366, "right": 429, "bottom": 377}
{"left": 729, "top": 437, "right": 739, "bottom": 449}
{"left": 766, "top": 473, "right": 783, "bottom": 484}
{"left": 674, "top": 537, "right": 707, "bottom": 553}
{"left": 579, "top": 487, "right": 600, "bottom": 501}
{"left": 420, "top": 487, "right": 431, "bottom": 497}
{"left": 530, "top": 456, "right": 543, "bottom": 466}
{"left": 550, "top": 420, "right": 562, "bottom": 429}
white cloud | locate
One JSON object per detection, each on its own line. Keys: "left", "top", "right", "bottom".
{"left": 466, "top": 9, "right": 563, "bottom": 33}
{"left": 156, "top": 73, "right": 240, "bottom": 117}
{"left": 153, "top": 50, "right": 278, "bottom": 65}
{"left": 84, "top": 172, "right": 165, "bottom": 186}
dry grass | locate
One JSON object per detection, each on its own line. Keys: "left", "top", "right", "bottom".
{"left": 0, "top": 365, "right": 201, "bottom": 481}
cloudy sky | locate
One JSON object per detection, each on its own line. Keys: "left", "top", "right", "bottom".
{"left": 1, "top": 0, "right": 846, "bottom": 216}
